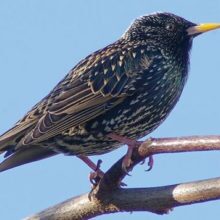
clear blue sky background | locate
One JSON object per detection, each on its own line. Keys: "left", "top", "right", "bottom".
{"left": 0, "top": 1, "right": 220, "bottom": 219}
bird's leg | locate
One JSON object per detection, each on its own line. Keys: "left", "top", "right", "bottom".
{"left": 77, "top": 155, "right": 104, "bottom": 185}
{"left": 107, "top": 133, "right": 154, "bottom": 172}
{"left": 107, "top": 133, "right": 141, "bottom": 146}
{"left": 122, "top": 144, "right": 135, "bottom": 173}
{"left": 107, "top": 133, "right": 142, "bottom": 172}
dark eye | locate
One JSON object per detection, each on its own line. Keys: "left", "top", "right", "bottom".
{"left": 165, "top": 23, "right": 175, "bottom": 31}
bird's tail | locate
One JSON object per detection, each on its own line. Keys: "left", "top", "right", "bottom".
{"left": 0, "top": 146, "right": 57, "bottom": 172}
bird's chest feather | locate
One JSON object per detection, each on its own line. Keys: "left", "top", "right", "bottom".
{"left": 90, "top": 64, "right": 186, "bottom": 136}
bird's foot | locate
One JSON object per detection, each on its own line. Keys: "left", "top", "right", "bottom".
{"left": 77, "top": 155, "right": 104, "bottom": 185}
{"left": 89, "top": 159, "right": 103, "bottom": 186}
{"left": 107, "top": 133, "right": 144, "bottom": 173}
{"left": 146, "top": 155, "right": 154, "bottom": 171}
{"left": 141, "top": 155, "right": 154, "bottom": 171}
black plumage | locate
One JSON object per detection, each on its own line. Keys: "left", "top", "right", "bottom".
{"left": 0, "top": 12, "right": 219, "bottom": 172}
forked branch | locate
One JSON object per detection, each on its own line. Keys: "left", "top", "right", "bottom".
{"left": 25, "top": 135, "right": 220, "bottom": 220}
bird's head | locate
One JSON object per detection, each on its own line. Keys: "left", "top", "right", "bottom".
{"left": 123, "top": 12, "right": 220, "bottom": 50}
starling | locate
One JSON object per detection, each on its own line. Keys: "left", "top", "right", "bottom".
{"left": 0, "top": 12, "right": 220, "bottom": 173}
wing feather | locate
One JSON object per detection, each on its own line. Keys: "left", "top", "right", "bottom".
{"left": 0, "top": 41, "right": 155, "bottom": 150}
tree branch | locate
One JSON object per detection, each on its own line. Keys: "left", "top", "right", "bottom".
{"left": 25, "top": 135, "right": 220, "bottom": 220}
{"left": 25, "top": 177, "right": 220, "bottom": 220}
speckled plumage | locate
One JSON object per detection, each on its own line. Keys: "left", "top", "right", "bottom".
{"left": 0, "top": 12, "right": 218, "bottom": 171}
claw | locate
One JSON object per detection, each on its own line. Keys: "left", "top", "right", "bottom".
{"left": 145, "top": 155, "right": 154, "bottom": 171}
{"left": 95, "top": 159, "right": 102, "bottom": 171}
{"left": 140, "top": 158, "right": 146, "bottom": 165}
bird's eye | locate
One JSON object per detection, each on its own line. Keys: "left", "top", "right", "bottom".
{"left": 165, "top": 23, "right": 175, "bottom": 31}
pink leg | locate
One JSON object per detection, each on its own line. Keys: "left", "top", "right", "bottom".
{"left": 77, "top": 155, "right": 104, "bottom": 184}
{"left": 107, "top": 133, "right": 154, "bottom": 172}
{"left": 107, "top": 133, "right": 143, "bottom": 146}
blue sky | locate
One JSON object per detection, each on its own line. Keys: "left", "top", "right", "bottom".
{"left": 0, "top": 1, "right": 220, "bottom": 219}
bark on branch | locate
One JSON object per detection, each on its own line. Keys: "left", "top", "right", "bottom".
{"left": 25, "top": 135, "right": 220, "bottom": 220}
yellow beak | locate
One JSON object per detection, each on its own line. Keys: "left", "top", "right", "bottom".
{"left": 187, "top": 23, "right": 220, "bottom": 36}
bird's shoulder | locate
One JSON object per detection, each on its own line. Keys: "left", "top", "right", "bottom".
{"left": 64, "top": 39, "right": 162, "bottom": 95}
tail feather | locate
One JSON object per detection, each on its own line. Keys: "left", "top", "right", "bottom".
{"left": 0, "top": 146, "right": 57, "bottom": 172}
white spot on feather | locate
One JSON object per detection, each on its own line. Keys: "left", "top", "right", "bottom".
{"left": 118, "top": 61, "right": 123, "bottom": 67}
{"left": 112, "top": 64, "right": 116, "bottom": 71}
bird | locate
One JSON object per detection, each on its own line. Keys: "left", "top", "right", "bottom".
{"left": 0, "top": 12, "right": 220, "bottom": 174}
